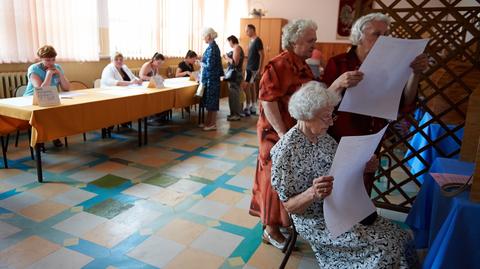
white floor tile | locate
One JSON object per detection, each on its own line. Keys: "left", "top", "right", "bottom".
{"left": 0, "top": 221, "right": 21, "bottom": 239}
{"left": 228, "top": 175, "right": 253, "bottom": 190}
{"left": 191, "top": 228, "right": 243, "bottom": 257}
{"left": 167, "top": 179, "right": 205, "bottom": 194}
{"left": 53, "top": 212, "right": 107, "bottom": 237}
{"left": 187, "top": 200, "right": 230, "bottom": 219}
{"left": 52, "top": 188, "right": 96, "bottom": 206}
{"left": 111, "top": 205, "right": 162, "bottom": 229}
{"left": 26, "top": 247, "right": 93, "bottom": 269}
{"left": 122, "top": 183, "right": 163, "bottom": 199}
{"left": 0, "top": 192, "right": 42, "bottom": 212}
{"left": 127, "top": 235, "right": 185, "bottom": 268}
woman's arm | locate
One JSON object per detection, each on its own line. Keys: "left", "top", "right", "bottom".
{"left": 176, "top": 66, "right": 191, "bottom": 77}
{"left": 139, "top": 62, "right": 152, "bottom": 81}
{"left": 283, "top": 176, "right": 334, "bottom": 214}
{"left": 232, "top": 46, "right": 241, "bottom": 66}
{"left": 327, "top": 70, "right": 364, "bottom": 95}
{"left": 262, "top": 101, "right": 287, "bottom": 137}
{"left": 403, "top": 53, "right": 428, "bottom": 105}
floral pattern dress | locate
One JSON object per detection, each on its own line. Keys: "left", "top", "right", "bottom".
{"left": 271, "top": 126, "right": 418, "bottom": 269}
{"left": 201, "top": 40, "right": 223, "bottom": 111}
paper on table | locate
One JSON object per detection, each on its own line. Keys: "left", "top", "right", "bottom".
{"left": 430, "top": 172, "right": 472, "bottom": 187}
{"left": 338, "top": 36, "right": 429, "bottom": 120}
{"left": 59, "top": 91, "right": 87, "bottom": 97}
{"left": 98, "top": 88, "right": 148, "bottom": 96}
{"left": 323, "top": 125, "right": 388, "bottom": 238}
{"left": 0, "top": 96, "right": 33, "bottom": 107}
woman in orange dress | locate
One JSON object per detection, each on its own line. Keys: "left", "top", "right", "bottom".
{"left": 250, "top": 19, "right": 363, "bottom": 249}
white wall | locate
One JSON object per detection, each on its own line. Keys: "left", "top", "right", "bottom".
{"left": 249, "top": 0, "right": 347, "bottom": 43}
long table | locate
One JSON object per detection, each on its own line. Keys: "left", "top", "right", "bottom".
{"left": 0, "top": 78, "right": 199, "bottom": 182}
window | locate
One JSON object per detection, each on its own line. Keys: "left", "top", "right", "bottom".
{"left": 0, "top": 0, "right": 99, "bottom": 63}
{"left": 107, "top": 0, "right": 248, "bottom": 58}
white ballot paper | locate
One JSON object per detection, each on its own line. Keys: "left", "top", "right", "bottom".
{"left": 323, "top": 125, "right": 388, "bottom": 238}
{"left": 338, "top": 36, "right": 428, "bottom": 120}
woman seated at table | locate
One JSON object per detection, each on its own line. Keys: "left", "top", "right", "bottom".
{"left": 270, "top": 81, "right": 418, "bottom": 269}
{"left": 176, "top": 50, "right": 197, "bottom": 78}
{"left": 25, "top": 45, "right": 71, "bottom": 147}
{"left": 24, "top": 45, "right": 70, "bottom": 96}
{"left": 139, "top": 52, "right": 165, "bottom": 81}
{"left": 101, "top": 52, "right": 142, "bottom": 87}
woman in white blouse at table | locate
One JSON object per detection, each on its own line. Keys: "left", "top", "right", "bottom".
{"left": 100, "top": 52, "right": 142, "bottom": 87}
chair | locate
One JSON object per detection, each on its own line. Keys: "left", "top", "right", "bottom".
{"left": 279, "top": 217, "right": 298, "bottom": 269}
{"left": 70, "top": 81, "right": 89, "bottom": 90}
{"left": 14, "top": 85, "right": 27, "bottom": 97}
{"left": 93, "top": 79, "right": 101, "bottom": 88}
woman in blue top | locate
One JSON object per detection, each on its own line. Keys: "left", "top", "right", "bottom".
{"left": 25, "top": 45, "right": 70, "bottom": 147}
{"left": 24, "top": 45, "right": 70, "bottom": 96}
{"left": 200, "top": 27, "right": 223, "bottom": 131}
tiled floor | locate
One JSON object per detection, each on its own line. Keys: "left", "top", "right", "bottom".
{"left": 0, "top": 100, "right": 408, "bottom": 269}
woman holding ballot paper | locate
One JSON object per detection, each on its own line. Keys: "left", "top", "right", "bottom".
{"left": 270, "top": 81, "right": 418, "bottom": 269}
{"left": 323, "top": 13, "right": 429, "bottom": 196}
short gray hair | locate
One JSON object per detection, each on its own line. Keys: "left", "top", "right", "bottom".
{"left": 281, "top": 19, "right": 318, "bottom": 50}
{"left": 289, "top": 81, "right": 341, "bottom": 121}
{"left": 349, "top": 13, "right": 391, "bottom": 45}
{"left": 202, "top": 27, "right": 218, "bottom": 39}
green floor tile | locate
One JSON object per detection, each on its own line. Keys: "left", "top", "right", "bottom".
{"left": 85, "top": 198, "right": 133, "bottom": 219}
{"left": 90, "top": 174, "right": 129, "bottom": 189}
{"left": 144, "top": 174, "right": 179, "bottom": 187}
{"left": 188, "top": 175, "right": 213, "bottom": 185}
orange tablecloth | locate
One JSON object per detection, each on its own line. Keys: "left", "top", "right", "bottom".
{"left": 0, "top": 79, "right": 201, "bottom": 147}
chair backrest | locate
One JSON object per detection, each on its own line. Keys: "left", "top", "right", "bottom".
{"left": 14, "top": 85, "right": 27, "bottom": 97}
{"left": 70, "top": 81, "right": 89, "bottom": 90}
{"left": 93, "top": 79, "right": 101, "bottom": 88}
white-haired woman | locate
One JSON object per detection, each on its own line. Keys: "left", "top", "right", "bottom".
{"left": 200, "top": 27, "right": 223, "bottom": 131}
{"left": 101, "top": 52, "right": 142, "bottom": 87}
{"left": 323, "top": 12, "right": 428, "bottom": 196}
{"left": 250, "top": 19, "right": 362, "bottom": 249}
{"left": 271, "top": 81, "right": 418, "bottom": 268}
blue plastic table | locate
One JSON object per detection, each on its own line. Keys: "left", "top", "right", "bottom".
{"left": 404, "top": 113, "right": 463, "bottom": 183}
{"left": 405, "top": 157, "right": 479, "bottom": 269}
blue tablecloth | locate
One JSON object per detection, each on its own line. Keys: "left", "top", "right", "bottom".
{"left": 404, "top": 113, "right": 463, "bottom": 183}
{"left": 405, "top": 157, "right": 479, "bottom": 269}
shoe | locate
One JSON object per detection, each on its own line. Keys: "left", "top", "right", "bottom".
{"left": 52, "top": 139, "right": 63, "bottom": 147}
{"left": 279, "top": 226, "right": 293, "bottom": 239}
{"left": 250, "top": 105, "right": 257, "bottom": 115}
{"left": 227, "top": 115, "right": 240, "bottom": 121}
{"left": 239, "top": 113, "right": 246, "bottom": 117}
{"left": 203, "top": 125, "right": 217, "bottom": 131}
{"left": 243, "top": 108, "right": 251, "bottom": 117}
{"left": 198, "top": 123, "right": 205, "bottom": 128}
{"left": 147, "top": 120, "right": 163, "bottom": 127}
{"left": 262, "top": 229, "right": 286, "bottom": 250}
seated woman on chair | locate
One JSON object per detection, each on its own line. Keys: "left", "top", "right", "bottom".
{"left": 25, "top": 45, "right": 70, "bottom": 147}
{"left": 101, "top": 52, "right": 142, "bottom": 87}
{"left": 176, "top": 50, "right": 197, "bottom": 78}
{"left": 139, "top": 52, "right": 165, "bottom": 81}
{"left": 270, "top": 81, "right": 418, "bottom": 269}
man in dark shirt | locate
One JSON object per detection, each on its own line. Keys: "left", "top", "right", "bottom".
{"left": 244, "top": 24, "right": 264, "bottom": 116}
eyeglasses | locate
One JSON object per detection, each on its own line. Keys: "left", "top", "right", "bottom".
{"left": 319, "top": 113, "right": 338, "bottom": 124}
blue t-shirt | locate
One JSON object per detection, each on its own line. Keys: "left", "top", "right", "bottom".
{"left": 24, "top": 63, "right": 65, "bottom": 96}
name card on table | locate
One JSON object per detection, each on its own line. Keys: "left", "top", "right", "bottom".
{"left": 32, "top": 86, "right": 61, "bottom": 107}
{"left": 147, "top": 75, "right": 165, "bottom": 89}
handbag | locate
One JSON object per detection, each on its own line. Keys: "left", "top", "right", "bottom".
{"left": 224, "top": 65, "right": 237, "bottom": 81}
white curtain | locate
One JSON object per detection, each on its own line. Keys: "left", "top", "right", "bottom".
{"left": 0, "top": 0, "right": 99, "bottom": 63}
{"left": 107, "top": 0, "right": 249, "bottom": 58}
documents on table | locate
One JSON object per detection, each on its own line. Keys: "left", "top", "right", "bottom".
{"left": 338, "top": 36, "right": 429, "bottom": 120}
{"left": 0, "top": 96, "right": 33, "bottom": 107}
{"left": 324, "top": 126, "right": 388, "bottom": 238}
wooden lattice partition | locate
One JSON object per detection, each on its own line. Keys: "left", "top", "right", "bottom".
{"left": 357, "top": 0, "right": 480, "bottom": 212}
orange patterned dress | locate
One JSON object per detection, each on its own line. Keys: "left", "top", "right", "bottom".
{"left": 249, "top": 50, "right": 314, "bottom": 226}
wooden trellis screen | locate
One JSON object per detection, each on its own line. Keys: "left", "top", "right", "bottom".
{"left": 356, "top": 0, "right": 480, "bottom": 212}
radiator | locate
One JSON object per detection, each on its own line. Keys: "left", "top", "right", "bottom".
{"left": 0, "top": 72, "right": 28, "bottom": 99}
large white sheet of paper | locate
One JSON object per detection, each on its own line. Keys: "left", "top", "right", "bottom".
{"left": 338, "top": 36, "right": 428, "bottom": 120}
{"left": 323, "top": 125, "right": 388, "bottom": 238}
{"left": 0, "top": 96, "right": 33, "bottom": 107}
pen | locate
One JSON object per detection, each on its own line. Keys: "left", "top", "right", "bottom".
{"left": 61, "top": 97, "right": 73, "bottom": 99}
